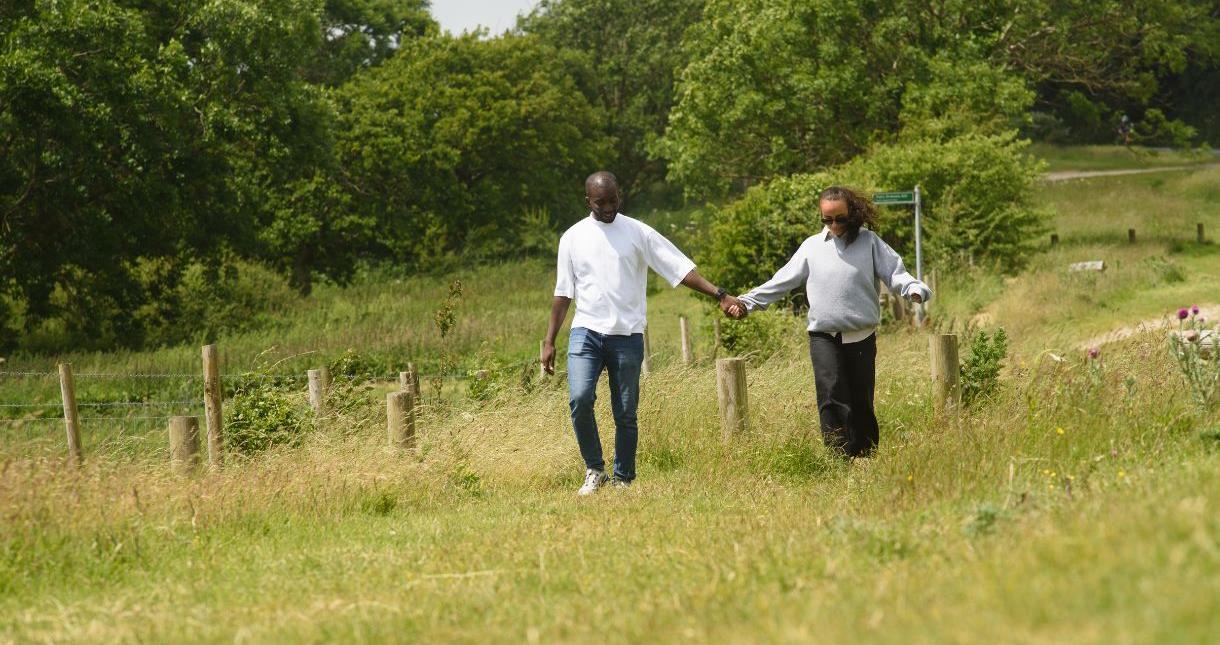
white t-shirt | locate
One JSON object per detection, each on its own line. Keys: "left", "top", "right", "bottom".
{"left": 554, "top": 213, "right": 696, "bottom": 335}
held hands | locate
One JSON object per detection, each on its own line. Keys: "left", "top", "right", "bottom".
{"left": 719, "top": 294, "right": 748, "bottom": 319}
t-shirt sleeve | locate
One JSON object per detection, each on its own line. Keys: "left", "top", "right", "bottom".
{"left": 554, "top": 234, "right": 576, "bottom": 298}
{"left": 642, "top": 225, "right": 696, "bottom": 287}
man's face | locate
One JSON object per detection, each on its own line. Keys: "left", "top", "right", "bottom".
{"left": 586, "top": 183, "right": 621, "bottom": 223}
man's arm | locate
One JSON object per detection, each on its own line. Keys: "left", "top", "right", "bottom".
{"left": 679, "top": 269, "right": 746, "bottom": 318}
{"left": 541, "top": 296, "right": 572, "bottom": 374}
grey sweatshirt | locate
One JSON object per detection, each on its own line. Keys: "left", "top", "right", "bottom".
{"left": 738, "top": 228, "right": 932, "bottom": 333}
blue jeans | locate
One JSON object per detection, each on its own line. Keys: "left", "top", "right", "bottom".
{"left": 567, "top": 327, "right": 644, "bottom": 481}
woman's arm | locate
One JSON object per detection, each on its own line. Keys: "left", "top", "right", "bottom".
{"left": 872, "top": 235, "right": 932, "bottom": 302}
{"left": 738, "top": 241, "right": 812, "bottom": 312}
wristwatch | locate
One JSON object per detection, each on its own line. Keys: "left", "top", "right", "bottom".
{"left": 714, "top": 287, "right": 728, "bottom": 301}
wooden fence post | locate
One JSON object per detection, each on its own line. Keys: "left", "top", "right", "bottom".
{"left": 201, "top": 344, "right": 223, "bottom": 468}
{"left": 57, "top": 363, "right": 83, "bottom": 465}
{"left": 929, "top": 334, "right": 960, "bottom": 414}
{"left": 1050, "top": 233, "right": 1059, "bottom": 247}
{"left": 716, "top": 358, "right": 748, "bottom": 439}
{"left": 642, "top": 327, "right": 653, "bottom": 375}
{"left": 168, "top": 416, "right": 200, "bottom": 472}
{"left": 1128, "top": 228, "right": 1136, "bottom": 244}
{"left": 308, "top": 367, "right": 331, "bottom": 417}
{"left": 1199, "top": 223, "right": 1206, "bottom": 244}
{"left": 680, "top": 316, "right": 693, "bottom": 365}
{"left": 408, "top": 362, "right": 421, "bottom": 397}
{"left": 387, "top": 391, "right": 416, "bottom": 449}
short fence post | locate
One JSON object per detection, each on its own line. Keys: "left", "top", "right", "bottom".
{"left": 680, "top": 316, "right": 693, "bottom": 365}
{"left": 716, "top": 358, "right": 748, "bottom": 439}
{"left": 1050, "top": 233, "right": 1059, "bottom": 247}
{"left": 929, "top": 334, "right": 960, "bottom": 414}
{"left": 387, "top": 391, "right": 416, "bottom": 449}
{"left": 308, "top": 367, "right": 331, "bottom": 417}
{"left": 168, "top": 416, "right": 200, "bottom": 472}
{"left": 1128, "top": 228, "right": 1136, "bottom": 244}
{"left": 57, "top": 363, "right": 83, "bottom": 465}
{"left": 201, "top": 344, "right": 223, "bottom": 468}
{"left": 642, "top": 327, "right": 653, "bottom": 375}
{"left": 408, "top": 362, "right": 421, "bottom": 397}
{"left": 1199, "top": 223, "right": 1206, "bottom": 244}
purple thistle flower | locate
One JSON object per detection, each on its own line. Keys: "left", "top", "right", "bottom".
{"left": 1178, "top": 308, "right": 1190, "bottom": 320}
{"left": 1192, "top": 304, "right": 1200, "bottom": 316}
{"left": 1087, "top": 346, "right": 1100, "bottom": 359}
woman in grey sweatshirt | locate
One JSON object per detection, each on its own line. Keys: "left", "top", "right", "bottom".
{"left": 736, "top": 186, "right": 931, "bottom": 458}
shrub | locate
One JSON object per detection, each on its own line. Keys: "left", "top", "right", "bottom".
{"left": 719, "top": 308, "right": 802, "bottom": 362}
{"left": 700, "top": 133, "right": 1049, "bottom": 295}
{"left": 960, "top": 328, "right": 1008, "bottom": 408}
{"left": 225, "top": 380, "right": 310, "bottom": 455}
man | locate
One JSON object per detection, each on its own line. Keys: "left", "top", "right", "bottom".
{"left": 542, "top": 171, "right": 743, "bottom": 495}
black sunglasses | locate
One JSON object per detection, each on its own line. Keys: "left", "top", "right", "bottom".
{"left": 821, "top": 215, "right": 850, "bottom": 225}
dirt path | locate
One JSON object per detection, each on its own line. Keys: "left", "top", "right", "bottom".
{"left": 1042, "top": 163, "right": 1220, "bottom": 182}
{"left": 1077, "top": 304, "right": 1220, "bottom": 350}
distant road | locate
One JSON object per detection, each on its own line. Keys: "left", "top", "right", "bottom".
{"left": 1042, "top": 162, "right": 1220, "bottom": 182}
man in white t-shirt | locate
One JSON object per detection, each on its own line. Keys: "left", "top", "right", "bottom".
{"left": 542, "top": 171, "right": 744, "bottom": 495}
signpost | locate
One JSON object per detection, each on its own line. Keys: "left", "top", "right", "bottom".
{"left": 873, "top": 187, "right": 925, "bottom": 324}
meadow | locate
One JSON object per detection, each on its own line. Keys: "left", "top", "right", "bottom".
{"left": 1, "top": 153, "right": 1219, "bottom": 642}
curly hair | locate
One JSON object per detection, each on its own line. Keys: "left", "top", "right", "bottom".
{"left": 818, "top": 186, "right": 878, "bottom": 246}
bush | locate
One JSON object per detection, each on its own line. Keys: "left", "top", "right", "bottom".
{"left": 225, "top": 380, "right": 310, "bottom": 455}
{"left": 700, "top": 133, "right": 1049, "bottom": 295}
{"left": 719, "top": 308, "right": 802, "bottom": 361}
{"left": 960, "top": 328, "right": 1008, "bottom": 408}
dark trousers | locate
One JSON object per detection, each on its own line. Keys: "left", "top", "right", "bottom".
{"left": 808, "top": 332, "right": 879, "bottom": 458}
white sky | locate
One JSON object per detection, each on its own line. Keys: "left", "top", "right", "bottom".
{"left": 430, "top": 0, "right": 541, "bottom": 36}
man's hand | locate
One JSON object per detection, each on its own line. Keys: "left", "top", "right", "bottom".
{"left": 720, "top": 295, "right": 747, "bottom": 319}
{"left": 541, "top": 341, "right": 556, "bottom": 375}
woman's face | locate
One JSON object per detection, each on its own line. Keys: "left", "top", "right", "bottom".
{"left": 819, "top": 198, "right": 850, "bottom": 237}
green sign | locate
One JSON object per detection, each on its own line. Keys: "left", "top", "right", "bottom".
{"left": 873, "top": 191, "right": 915, "bottom": 205}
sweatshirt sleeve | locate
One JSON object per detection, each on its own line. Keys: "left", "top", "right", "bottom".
{"left": 871, "top": 234, "right": 931, "bottom": 302}
{"left": 738, "top": 240, "right": 811, "bottom": 311}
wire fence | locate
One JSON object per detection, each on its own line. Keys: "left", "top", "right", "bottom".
{"left": 0, "top": 355, "right": 542, "bottom": 449}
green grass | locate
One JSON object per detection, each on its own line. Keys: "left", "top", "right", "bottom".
{"left": 1029, "top": 143, "right": 1217, "bottom": 173}
{"left": 3, "top": 160, "right": 1220, "bottom": 642}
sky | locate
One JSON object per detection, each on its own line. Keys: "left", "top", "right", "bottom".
{"left": 430, "top": 0, "right": 542, "bottom": 36}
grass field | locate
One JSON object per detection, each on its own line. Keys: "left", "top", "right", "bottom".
{"left": 2, "top": 158, "right": 1219, "bottom": 642}
{"left": 1028, "top": 143, "right": 1217, "bottom": 172}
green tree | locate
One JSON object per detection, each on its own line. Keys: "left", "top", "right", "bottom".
{"left": 519, "top": 0, "right": 705, "bottom": 202}
{"left": 0, "top": 0, "right": 333, "bottom": 348}
{"left": 305, "top": 0, "right": 435, "bottom": 86}
{"left": 332, "top": 33, "right": 610, "bottom": 267}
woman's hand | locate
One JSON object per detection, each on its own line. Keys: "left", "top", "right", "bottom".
{"left": 910, "top": 293, "right": 923, "bottom": 304}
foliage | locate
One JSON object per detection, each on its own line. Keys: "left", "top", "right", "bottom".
{"left": 0, "top": 0, "right": 341, "bottom": 345}
{"left": 304, "top": 0, "right": 435, "bottom": 86}
{"left": 1169, "top": 311, "right": 1220, "bottom": 410}
{"left": 519, "top": 0, "right": 706, "bottom": 201}
{"left": 332, "top": 34, "right": 610, "bottom": 267}
{"left": 225, "top": 380, "right": 310, "bottom": 455}
{"left": 718, "top": 308, "right": 800, "bottom": 362}
{"left": 960, "top": 328, "right": 1008, "bottom": 408}
{"left": 700, "top": 133, "right": 1047, "bottom": 296}
{"left": 657, "top": 0, "right": 1215, "bottom": 197}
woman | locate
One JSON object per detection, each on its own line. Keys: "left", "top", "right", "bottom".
{"left": 734, "top": 186, "right": 931, "bottom": 458}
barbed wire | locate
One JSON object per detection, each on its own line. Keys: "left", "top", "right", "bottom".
{"left": 0, "top": 415, "right": 188, "bottom": 425}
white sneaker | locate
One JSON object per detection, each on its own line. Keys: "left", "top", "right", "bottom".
{"left": 577, "top": 468, "right": 608, "bottom": 496}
